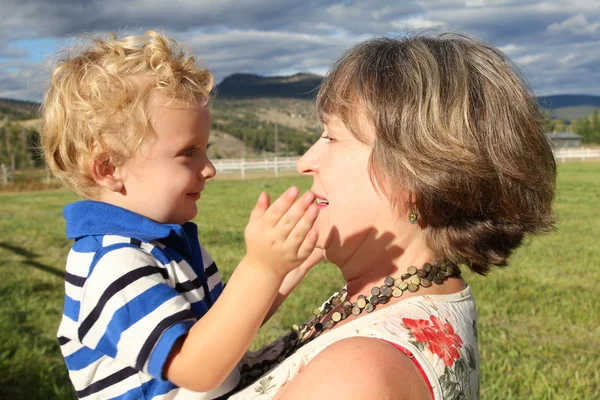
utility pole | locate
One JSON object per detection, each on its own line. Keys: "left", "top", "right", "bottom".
{"left": 274, "top": 123, "right": 279, "bottom": 178}
{"left": 274, "top": 123, "right": 279, "bottom": 155}
{"left": 243, "top": 130, "right": 247, "bottom": 159}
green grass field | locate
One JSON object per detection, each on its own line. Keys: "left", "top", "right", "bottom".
{"left": 0, "top": 163, "right": 598, "bottom": 399}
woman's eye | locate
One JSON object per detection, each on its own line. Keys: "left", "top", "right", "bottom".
{"left": 322, "top": 135, "right": 334, "bottom": 142}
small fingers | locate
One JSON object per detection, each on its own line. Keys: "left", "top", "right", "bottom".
{"left": 296, "top": 226, "right": 319, "bottom": 261}
{"left": 274, "top": 191, "right": 316, "bottom": 237}
{"left": 284, "top": 202, "right": 319, "bottom": 252}
{"left": 262, "top": 186, "right": 300, "bottom": 226}
{"left": 299, "top": 247, "right": 325, "bottom": 270}
{"left": 249, "top": 192, "right": 270, "bottom": 222}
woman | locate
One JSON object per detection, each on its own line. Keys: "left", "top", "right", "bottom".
{"left": 231, "top": 32, "right": 556, "bottom": 399}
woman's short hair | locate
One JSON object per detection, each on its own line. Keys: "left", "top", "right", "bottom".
{"left": 41, "top": 30, "right": 213, "bottom": 198}
{"left": 317, "top": 32, "right": 556, "bottom": 275}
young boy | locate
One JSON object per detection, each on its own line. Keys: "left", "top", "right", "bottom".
{"left": 41, "top": 31, "right": 320, "bottom": 399}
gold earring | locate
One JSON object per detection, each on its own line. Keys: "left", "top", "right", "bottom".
{"left": 408, "top": 205, "right": 418, "bottom": 224}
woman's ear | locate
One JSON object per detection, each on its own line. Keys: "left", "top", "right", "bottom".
{"left": 89, "top": 155, "right": 124, "bottom": 193}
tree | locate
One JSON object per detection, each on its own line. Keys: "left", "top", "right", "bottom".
{"left": 540, "top": 109, "right": 567, "bottom": 133}
{"left": 0, "top": 123, "right": 43, "bottom": 169}
{"left": 572, "top": 109, "right": 600, "bottom": 144}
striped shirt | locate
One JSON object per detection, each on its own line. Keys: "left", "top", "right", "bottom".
{"left": 57, "top": 201, "right": 240, "bottom": 399}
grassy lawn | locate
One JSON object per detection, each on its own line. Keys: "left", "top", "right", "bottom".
{"left": 0, "top": 163, "right": 598, "bottom": 399}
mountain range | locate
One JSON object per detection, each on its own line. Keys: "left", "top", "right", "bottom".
{"left": 215, "top": 72, "right": 323, "bottom": 99}
{"left": 2, "top": 73, "right": 599, "bottom": 121}
{"left": 216, "top": 73, "right": 600, "bottom": 121}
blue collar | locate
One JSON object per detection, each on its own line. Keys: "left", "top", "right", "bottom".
{"left": 63, "top": 201, "right": 198, "bottom": 256}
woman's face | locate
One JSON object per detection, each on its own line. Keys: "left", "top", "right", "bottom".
{"left": 297, "top": 113, "right": 398, "bottom": 264}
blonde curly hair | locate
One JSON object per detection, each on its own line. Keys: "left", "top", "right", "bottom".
{"left": 41, "top": 30, "right": 213, "bottom": 198}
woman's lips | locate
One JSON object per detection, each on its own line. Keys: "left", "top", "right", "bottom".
{"left": 315, "top": 197, "right": 329, "bottom": 208}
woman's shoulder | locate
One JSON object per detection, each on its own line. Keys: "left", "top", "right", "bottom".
{"left": 277, "top": 289, "right": 479, "bottom": 399}
{"left": 370, "top": 288, "right": 480, "bottom": 399}
{"left": 292, "top": 287, "right": 479, "bottom": 399}
{"left": 275, "top": 336, "right": 430, "bottom": 400}
{"left": 232, "top": 287, "right": 479, "bottom": 399}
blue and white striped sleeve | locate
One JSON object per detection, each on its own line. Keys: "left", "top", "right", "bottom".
{"left": 199, "top": 243, "right": 224, "bottom": 298}
{"left": 77, "top": 245, "right": 196, "bottom": 379}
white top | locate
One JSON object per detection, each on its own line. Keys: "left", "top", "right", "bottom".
{"left": 231, "top": 286, "right": 480, "bottom": 399}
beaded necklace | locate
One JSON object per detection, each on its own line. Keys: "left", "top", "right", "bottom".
{"left": 239, "top": 260, "right": 462, "bottom": 385}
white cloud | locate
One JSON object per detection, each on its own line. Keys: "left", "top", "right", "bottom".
{"left": 0, "top": 45, "right": 28, "bottom": 59}
{"left": 516, "top": 53, "right": 551, "bottom": 66}
{"left": 498, "top": 44, "right": 524, "bottom": 56}
{"left": 393, "top": 17, "right": 446, "bottom": 30}
{"left": 547, "top": 14, "right": 600, "bottom": 36}
{"left": 0, "top": 61, "right": 47, "bottom": 101}
{"left": 464, "top": 0, "right": 519, "bottom": 6}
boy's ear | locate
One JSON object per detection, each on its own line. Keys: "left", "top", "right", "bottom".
{"left": 89, "top": 155, "right": 124, "bottom": 193}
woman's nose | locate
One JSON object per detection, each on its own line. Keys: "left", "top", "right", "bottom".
{"left": 296, "top": 142, "right": 319, "bottom": 175}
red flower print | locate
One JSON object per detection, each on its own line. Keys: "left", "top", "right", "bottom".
{"left": 430, "top": 316, "right": 464, "bottom": 349}
{"left": 402, "top": 317, "right": 432, "bottom": 343}
{"left": 402, "top": 315, "right": 464, "bottom": 367}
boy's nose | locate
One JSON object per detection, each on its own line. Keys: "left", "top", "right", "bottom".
{"left": 202, "top": 159, "right": 216, "bottom": 180}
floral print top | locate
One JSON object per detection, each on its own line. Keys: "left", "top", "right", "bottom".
{"left": 230, "top": 285, "right": 479, "bottom": 400}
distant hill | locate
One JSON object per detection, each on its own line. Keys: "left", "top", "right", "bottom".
{"left": 551, "top": 106, "right": 599, "bottom": 122}
{"left": 0, "top": 95, "right": 320, "bottom": 159}
{"left": 217, "top": 74, "right": 600, "bottom": 118}
{"left": 0, "top": 98, "right": 40, "bottom": 121}
{"left": 2, "top": 84, "right": 599, "bottom": 160}
{"left": 537, "top": 94, "right": 600, "bottom": 109}
{"left": 216, "top": 73, "right": 323, "bottom": 99}
{"left": 537, "top": 95, "right": 600, "bottom": 122}
{"left": 2, "top": 80, "right": 599, "bottom": 121}
{"left": 0, "top": 98, "right": 40, "bottom": 113}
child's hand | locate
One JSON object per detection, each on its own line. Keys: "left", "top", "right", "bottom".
{"left": 277, "top": 247, "right": 325, "bottom": 296}
{"left": 279, "top": 247, "right": 325, "bottom": 293}
{"left": 244, "top": 186, "right": 319, "bottom": 278}
{"left": 262, "top": 247, "right": 325, "bottom": 324}
{"left": 295, "top": 247, "right": 325, "bottom": 275}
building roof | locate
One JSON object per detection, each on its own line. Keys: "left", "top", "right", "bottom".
{"left": 544, "top": 132, "right": 582, "bottom": 140}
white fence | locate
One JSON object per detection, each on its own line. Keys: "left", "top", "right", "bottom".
{"left": 210, "top": 148, "right": 600, "bottom": 179}
{"left": 212, "top": 157, "right": 301, "bottom": 179}
{"left": 553, "top": 148, "right": 600, "bottom": 163}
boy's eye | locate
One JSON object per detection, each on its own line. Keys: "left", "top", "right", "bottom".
{"left": 181, "top": 142, "right": 211, "bottom": 157}
{"left": 321, "top": 135, "right": 334, "bottom": 142}
{"left": 181, "top": 148, "right": 196, "bottom": 157}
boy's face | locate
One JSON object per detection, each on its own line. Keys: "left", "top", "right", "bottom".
{"left": 116, "top": 95, "right": 215, "bottom": 225}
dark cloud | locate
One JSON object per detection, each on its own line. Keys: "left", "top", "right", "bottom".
{"left": 1, "top": 0, "right": 599, "bottom": 100}
{"left": 1, "top": 0, "right": 334, "bottom": 38}
{"left": 182, "top": 29, "right": 355, "bottom": 83}
{"left": 1, "top": 0, "right": 423, "bottom": 40}
{"left": 520, "top": 40, "right": 600, "bottom": 95}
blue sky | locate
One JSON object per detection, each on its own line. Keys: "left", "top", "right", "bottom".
{"left": 1, "top": 0, "right": 599, "bottom": 101}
